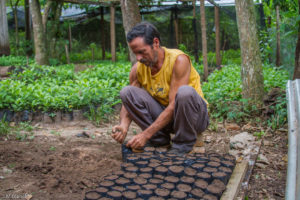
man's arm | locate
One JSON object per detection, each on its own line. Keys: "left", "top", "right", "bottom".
{"left": 112, "top": 63, "right": 140, "bottom": 143}
{"left": 126, "top": 55, "right": 191, "bottom": 149}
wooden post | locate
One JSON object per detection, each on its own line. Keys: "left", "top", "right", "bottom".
{"left": 215, "top": 6, "right": 221, "bottom": 67}
{"left": 65, "top": 44, "right": 70, "bottom": 64}
{"left": 100, "top": 7, "right": 106, "bottom": 60}
{"left": 192, "top": 0, "right": 199, "bottom": 63}
{"left": 68, "top": 23, "right": 72, "bottom": 52}
{"left": 110, "top": 4, "right": 116, "bottom": 62}
{"left": 200, "top": 0, "right": 208, "bottom": 81}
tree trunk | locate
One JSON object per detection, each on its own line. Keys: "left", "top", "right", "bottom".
{"left": 101, "top": 7, "right": 105, "bottom": 60}
{"left": 14, "top": 8, "right": 19, "bottom": 50}
{"left": 110, "top": 4, "right": 116, "bottom": 62}
{"left": 48, "top": 2, "right": 63, "bottom": 58}
{"left": 30, "top": 0, "right": 49, "bottom": 65}
{"left": 192, "top": 0, "right": 199, "bottom": 63}
{"left": 68, "top": 23, "right": 72, "bottom": 52}
{"left": 276, "top": 5, "right": 281, "bottom": 67}
{"left": 169, "top": 10, "right": 175, "bottom": 48}
{"left": 42, "top": 0, "right": 52, "bottom": 32}
{"left": 293, "top": 0, "right": 300, "bottom": 80}
{"left": 235, "top": 0, "right": 264, "bottom": 105}
{"left": 200, "top": 0, "right": 208, "bottom": 81}
{"left": 174, "top": 7, "right": 179, "bottom": 48}
{"left": 11, "top": 0, "right": 20, "bottom": 52}
{"left": 215, "top": 6, "right": 221, "bottom": 67}
{"left": 120, "top": 0, "right": 141, "bottom": 64}
{"left": 25, "top": 0, "right": 32, "bottom": 56}
{"left": 0, "top": 0, "right": 10, "bottom": 56}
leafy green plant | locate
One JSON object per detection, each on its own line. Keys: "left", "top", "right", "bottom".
{"left": 202, "top": 64, "right": 288, "bottom": 128}
{"left": 50, "top": 130, "right": 61, "bottom": 136}
{"left": 266, "top": 94, "right": 287, "bottom": 130}
{"left": 0, "top": 118, "right": 11, "bottom": 136}
{"left": 49, "top": 146, "right": 56, "bottom": 151}
{"left": 253, "top": 131, "right": 266, "bottom": 139}
{"left": 0, "top": 55, "right": 34, "bottom": 66}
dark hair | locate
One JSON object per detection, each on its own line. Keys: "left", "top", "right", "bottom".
{"left": 126, "top": 22, "right": 161, "bottom": 46}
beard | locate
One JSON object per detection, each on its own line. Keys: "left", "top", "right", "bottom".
{"left": 140, "top": 49, "right": 158, "bottom": 68}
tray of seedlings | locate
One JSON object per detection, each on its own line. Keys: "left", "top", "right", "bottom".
{"left": 84, "top": 144, "right": 236, "bottom": 200}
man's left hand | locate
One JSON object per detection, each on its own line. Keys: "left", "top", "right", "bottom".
{"left": 126, "top": 132, "right": 148, "bottom": 149}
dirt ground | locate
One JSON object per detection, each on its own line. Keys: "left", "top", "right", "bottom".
{"left": 0, "top": 116, "right": 288, "bottom": 200}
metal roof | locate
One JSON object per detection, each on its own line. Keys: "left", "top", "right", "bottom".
{"left": 140, "top": 0, "right": 262, "bottom": 7}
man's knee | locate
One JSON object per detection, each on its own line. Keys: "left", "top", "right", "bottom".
{"left": 176, "top": 86, "right": 195, "bottom": 102}
{"left": 120, "top": 86, "right": 134, "bottom": 101}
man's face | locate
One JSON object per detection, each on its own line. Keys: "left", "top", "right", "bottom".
{"left": 129, "top": 37, "right": 158, "bottom": 67}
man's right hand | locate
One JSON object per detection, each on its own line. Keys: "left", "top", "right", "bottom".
{"left": 111, "top": 125, "right": 127, "bottom": 144}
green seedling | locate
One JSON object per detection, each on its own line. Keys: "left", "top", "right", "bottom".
{"left": 49, "top": 146, "right": 56, "bottom": 151}
{"left": 50, "top": 130, "right": 61, "bottom": 136}
{"left": 253, "top": 131, "right": 266, "bottom": 139}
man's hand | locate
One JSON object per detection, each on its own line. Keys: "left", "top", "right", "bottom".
{"left": 126, "top": 132, "right": 148, "bottom": 149}
{"left": 111, "top": 125, "right": 127, "bottom": 143}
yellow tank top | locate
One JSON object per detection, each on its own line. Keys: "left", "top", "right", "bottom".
{"left": 137, "top": 47, "right": 208, "bottom": 106}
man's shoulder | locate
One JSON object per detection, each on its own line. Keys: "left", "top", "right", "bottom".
{"left": 163, "top": 47, "right": 185, "bottom": 56}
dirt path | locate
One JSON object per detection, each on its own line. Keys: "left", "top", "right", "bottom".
{"left": 0, "top": 119, "right": 287, "bottom": 200}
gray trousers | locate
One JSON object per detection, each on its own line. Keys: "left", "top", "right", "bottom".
{"left": 120, "top": 85, "right": 209, "bottom": 152}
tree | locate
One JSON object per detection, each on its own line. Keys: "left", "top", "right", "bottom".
{"left": 30, "top": 0, "right": 49, "bottom": 65}
{"left": 9, "top": 0, "right": 21, "bottom": 53}
{"left": 47, "top": 1, "right": 63, "bottom": 58}
{"left": 215, "top": 6, "right": 221, "bottom": 67}
{"left": 120, "top": 0, "right": 141, "bottom": 64}
{"left": 192, "top": 0, "right": 199, "bottom": 63}
{"left": 25, "top": 0, "right": 32, "bottom": 56}
{"left": 0, "top": 0, "right": 10, "bottom": 56}
{"left": 293, "top": 0, "right": 300, "bottom": 79}
{"left": 100, "top": 6, "right": 105, "bottom": 60}
{"left": 235, "top": 0, "right": 264, "bottom": 105}
{"left": 110, "top": 4, "right": 116, "bottom": 62}
{"left": 200, "top": 0, "right": 208, "bottom": 81}
{"left": 275, "top": 4, "right": 281, "bottom": 66}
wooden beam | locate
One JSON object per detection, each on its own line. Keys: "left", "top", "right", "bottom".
{"left": 221, "top": 161, "right": 249, "bottom": 200}
{"left": 237, "top": 140, "right": 262, "bottom": 200}
{"left": 56, "top": 0, "right": 119, "bottom": 5}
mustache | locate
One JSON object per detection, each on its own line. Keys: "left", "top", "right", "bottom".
{"left": 140, "top": 59, "right": 148, "bottom": 64}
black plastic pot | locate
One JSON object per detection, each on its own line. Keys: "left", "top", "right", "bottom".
{"left": 137, "top": 189, "right": 153, "bottom": 199}
{"left": 212, "top": 171, "right": 230, "bottom": 185}
{"left": 190, "top": 188, "right": 205, "bottom": 199}
{"left": 196, "top": 172, "right": 212, "bottom": 183}
{"left": 170, "top": 190, "right": 188, "bottom": 200}
{"left": 194, "top": 179, "right": 209, "bottom": 190}
{"left": 84, "top": 191, "right": 103, "bottom": 200}
{"left": 154, "top": 188, "right": 171, "bottom": 199}
{"left": 0, "top": 109, "right": 14, "bottom": 122}
{"left": 122, "top": 190, "right": 137, "bottom": 200}
{"left": 106, "top": 190, "right": 122, "bottom": 200}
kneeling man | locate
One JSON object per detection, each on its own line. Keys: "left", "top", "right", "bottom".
{"left": 112, "top": 22, "right": 209, "bottom": 154}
